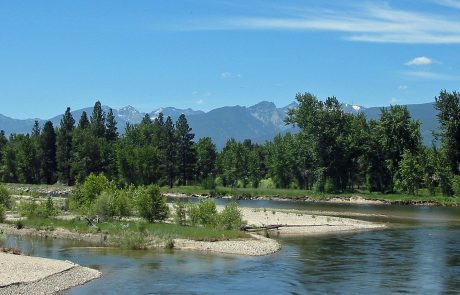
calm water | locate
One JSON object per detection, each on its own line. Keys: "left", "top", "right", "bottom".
{"left": 4, "top": 201, "right": 460, "bottom": 294}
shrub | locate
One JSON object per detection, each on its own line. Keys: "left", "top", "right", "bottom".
{"left": 71, "top": 173, "right": 115, "bottom": 210}
{"left": 91, "top": 189, "right": 132, "bottom": 220}
{"left": 0, "top": 185, "right": 11, "bottom": 209}
{"left": 201, "top": 176, "right": 216, "bottom": 190}
{"left": 18, "top": 197, "right": 58, "bottom": 219}
{"left": 174, "top": 199, "right": 187, "bottom": 226}
{"left": 219, "top": 201, "right": 243, "bottom": 230}
{"left": 0, "top": 204, "right": 5, "bottom": 222}
{"left": 324, "top": 177, "right": 336, "bottom": 194}
{"left": 187, "top": 199, "right": 218, "bottom": 227}
{"left": 259, "top": 178, "right": 276, "bottom": 189}
{"left": 136, "top": 185, "right": 169, "bottom": 223}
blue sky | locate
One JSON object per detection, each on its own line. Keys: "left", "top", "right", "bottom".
{"left": 1, "top": 0, "right": 460, "bottom": 119}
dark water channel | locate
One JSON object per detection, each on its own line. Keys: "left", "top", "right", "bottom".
{"left": 4, "top": 200, "right": 460, "bottom": 294}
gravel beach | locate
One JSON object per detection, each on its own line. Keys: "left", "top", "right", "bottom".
{"left": 0, "top": 253, "right": 100, "bottom": 295}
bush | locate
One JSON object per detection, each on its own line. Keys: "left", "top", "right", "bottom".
{"left": 259, "top": 178, "right": 276, "bottom": 189}
{"left": 18, "top": 197, "right": 58, "bottom": 219}
{"left": 174, "top": 199, "right": 187, "bottom": 226}
{"left": 71, "top": 173, "right": 115, "bottom": 210}
{"left": 201, "top": 176, "right": 216, "bottom": 190}
{"left": 219, "top": 201, "right": 243, "bottom": 230}
{"left": 0, "top": 185, "right": 11, "bottom": 209}
{"left": 188, "top": 199, "right": 218, "bottom": 226}
{"left": 136, "top": 185, "right": 169, "bottom": 223}
{"left": 91, "top": 189, "right": 132, "bottom": 220}
{"left": 0, "top": 204, "right": 5, "bottom": 222}
{"left": 324, "top": 177, "right": 336, "bottom": 194}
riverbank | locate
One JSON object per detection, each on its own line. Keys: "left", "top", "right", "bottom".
{"left": 0, "top": 203, "right": 385, "bottom": 257}
{"left": 0, "top": 252, "right": 100, "bottom": 295}
{"left": 163, "top": 188, "right": 460, "bottom": 206}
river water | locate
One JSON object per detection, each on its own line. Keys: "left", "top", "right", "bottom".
{"left": 4, "top": 200, "right": 460, "bottom": 294}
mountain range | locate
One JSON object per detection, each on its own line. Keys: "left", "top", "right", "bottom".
{"left": 0, "top": 101, "right": 438, "bottom": 149}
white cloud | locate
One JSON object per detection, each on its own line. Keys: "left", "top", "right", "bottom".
{"left": 181, "top": 3, "right": 460, "bottom": 44}
{"left": 220, "top": 72, "right": 241, "bottom": 79}
{"left": 405, "top": 57, "right": 433, "bottom": 66}
{"left": 390, "top": 97, "right": 399, "bottom": 104}
{"left": 398, "top": 85, "right": 408, "bottom": 90}
{"left": 195, "top": 99, "right": 205, "bottom": 105}
{"left": 434, "top": 0, "right": 460, "bottom": 9}
{"left": 402, "top": 71, "right": 460, "bottom": 80}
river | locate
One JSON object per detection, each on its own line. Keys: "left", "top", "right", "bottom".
{"left": 3, "top": 200, "right": 460, "bottom": 294}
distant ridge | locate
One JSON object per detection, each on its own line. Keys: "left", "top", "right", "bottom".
{"left": 0, "top": 101, "right": 438, "bottom": 148}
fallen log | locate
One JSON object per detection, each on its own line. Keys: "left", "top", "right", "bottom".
{"left": 241, "top": 224, "right": 336, "bottom": 232}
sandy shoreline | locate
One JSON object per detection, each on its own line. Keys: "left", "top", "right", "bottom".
{"left": 0, "top": 253, "right": 100, "bottom": 295}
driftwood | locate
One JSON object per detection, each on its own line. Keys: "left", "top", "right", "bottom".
{"left": 84, "top": 215, "right": 101, "bottom": 227}
{"left": 241, "top": 224, "right": 336, "bottom": 232}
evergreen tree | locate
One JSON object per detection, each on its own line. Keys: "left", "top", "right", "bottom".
{"left": 105, "top": 108, "right": 118, "bottom": 142}
{"left": 40, "top": 121, "right": 57, "bottom": 184}
{"left": 78, "top": 111, "right": 90, "bottom": 129}
{"left": 90, "top": 101, "right": 105, "bottom": 138}
{"left": 56, "top": 107, "right": 75, "bottom": 185}
{"left": 141, "top": 113, "right": 152, "bottom": 125}
{"left": 163, "top": 116, "right": 176, "bottom": 187}
{"left": 175, "top": 114, "right": 196, "bottom": 185}
{"left": 31, "top": 121, "right": 41, "bottom": 138}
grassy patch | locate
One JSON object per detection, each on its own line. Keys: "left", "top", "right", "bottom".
{"left": 9, "top": 217, "right": 248, "bottom": 244}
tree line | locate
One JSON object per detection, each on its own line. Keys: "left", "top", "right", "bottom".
{"left": 1, "top": 90, "right": 460, "bottom": 196}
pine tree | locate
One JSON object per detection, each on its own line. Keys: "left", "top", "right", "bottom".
{"left": 40, "top": 121, "right": 57, "bottom": 184}
{"left": 90, "top": 101, "right": 105, "bottom": 138}
{"left": 78, "top": 111, "right": 90, "bottom": 129}
{"left": 164, "top": 116, "right": 176, "bottom": 187}
{"left": 31, "top": 121, "right": 41, "bottom": 138}
{"left": 175, "top": 114, "right": 196, "bottom": 185}
{"left": 56, "top": 107, "right": 75, "bottom": 185}
{"left": 105, "top": 108, "right": 118, "bottom": 142}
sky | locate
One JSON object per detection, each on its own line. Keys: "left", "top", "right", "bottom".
{"left": 1, "top": 0, "right": 460, "bottom": 119}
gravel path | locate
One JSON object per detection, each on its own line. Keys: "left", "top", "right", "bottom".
{"left": 0, "top": 253, "right": 100, "bottom": 295}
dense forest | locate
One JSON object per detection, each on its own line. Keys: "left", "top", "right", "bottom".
{"left": 1, "top": 90, "right": 460, "bottom": 196}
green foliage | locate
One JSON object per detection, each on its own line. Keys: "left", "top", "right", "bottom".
{"left": 71, "top": 173, "right": 115, "bottom": 210}
{"left": 452, "top": 175, "right": 460, "bottom": 196}
{"left": 195, "top": 137, "right": 217, "bottom": 181}
{"left": 219, "top": 201, "right": 243, "bottom": 230}
{"left": 174, "top": 199, "right": 187, "bottom": 226}
{"left": 90, "top": 190, "right": 131, "bottom": 220}
{"left": 18, "top": 197, "right": 58, "bottom": 219}
{"left": 201, "top": 175, "right": 216, "bottom": 190}
{"left": 394, "top": 150, "right": 423, "bottom": 195}
{"left": 175, "top": 114, "right": 196, "bottom": 185}
{"left": 259, "top": 178, "right": 276, "bottom": 189}
{"left": 324, "top": 177, "right": 336, "bottom": 194}
{"left": 0, "top": 185, "right": 11, "bottom": 209}
{"left": 188, "top": 199, "right": 218, "bottom": 226}
{"left": 136, "top": 185, "right": 169, "bottom": 222}
{"left": 435, "top": 90, "right": 460, "bottom": 174}
{"left": 0, "top": 204, "right": 5, "bottom": 222}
